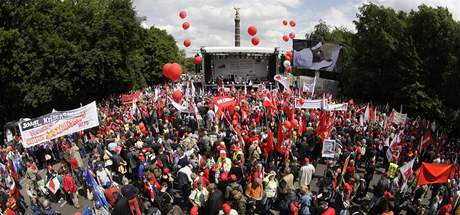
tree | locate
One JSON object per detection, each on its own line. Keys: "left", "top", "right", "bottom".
{"left": 141, "top": 27, "right": 183, "bottom": 84}
{"left": 0, "top": 0, "right": 185, "bottom": 132}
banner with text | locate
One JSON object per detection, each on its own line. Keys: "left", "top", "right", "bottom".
{"left": 295, "top": 99, "right": 323, "bottom": 109}
{"left": 19, "top": 102, "right": 99, "bottom": 148}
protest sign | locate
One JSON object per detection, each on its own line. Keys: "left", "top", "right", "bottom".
{"left": 19, "top": 102, "right": 99, "bottom": 148}
{"left": 322, "top": 139, "right": 336, "bottom": 158}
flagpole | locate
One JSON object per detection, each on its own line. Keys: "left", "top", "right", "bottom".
{"left": 311, "top": 71, "right": 318, "bottom": 99}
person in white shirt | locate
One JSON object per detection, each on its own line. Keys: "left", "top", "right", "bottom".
{"left": 299, "top": 157, "right": 315, "bottom": 187}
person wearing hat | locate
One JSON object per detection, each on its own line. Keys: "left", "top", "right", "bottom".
{"left": 217, "top": 150, "right": 232, "bottom": 173}
{"left": 299, "top": 157, "right": 315, "bottom": 188}
{"left": 218, "top": 203, "right": 238, "bottom": 215}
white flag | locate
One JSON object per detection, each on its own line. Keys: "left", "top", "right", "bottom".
{"left": 274, "top": 74, "right": 290, "bottom": 91}
{"left": 167, "top": 97, "right": 191, "bottom": 113}
{"left": 364, "top": 104, "right": 370, "bottom": 122}
{"left": 46, "top": 177, "right": 60, "bottom": 194}
{"left": 399, "top": 158, "right": 415, "bottom": 181}
{"left": 303, "top": 83, "right": 314, "bottom": 93}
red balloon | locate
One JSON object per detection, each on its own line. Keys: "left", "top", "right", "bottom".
{"left": 248, "top": 26, "right": 257, "bottom": 36}
{"left": 179, "top": 11, "right": 187, "bottom": 19}
{"left": 183, "top": 39, "right": 191, "bottom": 47}
{"left": 194, "top": 55, "right": 202, "bottom": 65}
{"left": 182, "top": 22, "right": 190, "bottom": 30}
{"left": 251, "top": 36, "right": 260, "bottom": 46}
{"left": 286, "top": 51, "right": 293, "bottom": 58}
{"left": 172, "top": 90, "right": 183, "bottom": 103}
{"left": 289, "top": 20, "right": 296, "bottom": 27}
{"left": 289, "top": 32, "right": 295, "bottom": 39}
{"left": 162, "top": 63, "right": 182, "bottom": 81}
{"left": 291, "top": 119, "right": 299, "bottom": 128}
{"left": 282, "top": 35, "right": 289, "bottom": 42}
{"left": 282, "top": 20, "right": 288, "bottom": 26}
{"left": 283, "top": 121, "right": 292, "bottom": 129}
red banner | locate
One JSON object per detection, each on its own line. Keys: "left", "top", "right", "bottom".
{"left": 417, "top": 162, "right": 453, "bottom": 185}
{"left": 121, "top": 91, "right": 141, "bottom": 104}
{"left": 213, "top": 96, "right": 236, "bottom": 110}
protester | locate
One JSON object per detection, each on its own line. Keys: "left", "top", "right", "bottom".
{"left": 1, "top": 83, "right": 459, "bottom": 215}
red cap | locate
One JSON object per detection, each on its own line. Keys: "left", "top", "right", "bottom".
{"left": 384, "top": 191, "right": 393, "bottom": 200}
{"left": 220, "top": 172, "right": 228, "bottom": 182}
{"left": 114, "top": 146, "right": 121, "bottom": 154}
{"left": 304, "top": 157, "right": 310, "bottom": 164}
{"left": 163, "top": 168, "right": 170, "bottom": 174}
{"left": 223, "top": 203, "right": 232, "bottom": 213}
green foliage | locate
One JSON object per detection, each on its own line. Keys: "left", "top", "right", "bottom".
{"left": 307, "top": 4, "right": 460, "bottom": 136}
{"left": 0, "top": 0, "right": 184, "bottom": 128}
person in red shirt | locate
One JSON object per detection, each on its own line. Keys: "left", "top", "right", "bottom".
{"left": 103, "top": 182, "right": 120, "bottom": 207}
{"left": 62, "top": 170, "right": 80, "bottom": 208}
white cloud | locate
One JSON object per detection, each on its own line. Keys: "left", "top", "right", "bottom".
{"left": 370, "top": 0, "right": 460, "bottom": 19}
{"left": 323, "top": 7, "right": 356, "bottom": 31}
{"left": 133, "top": 0, "right": 459, "bottom": 56}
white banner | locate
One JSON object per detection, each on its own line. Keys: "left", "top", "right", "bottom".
{"left": 274, "top": 74, "right": 290, "bottom": 91}
{"left": 325, "top": 103, "right": 348, "bottom": 111}
{"left": 322, "top": 139, "right": 336, "bottom": 158}
{"left": 295, "top": 99, "right": 322, "bottom": 109}
{"left": 168, "top": 97, "right": 191, "bottom": 113}
{"left": 19, "top": 102, "right": 99, "bottom": 148}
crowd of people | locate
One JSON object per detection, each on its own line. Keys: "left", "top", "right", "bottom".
{"left": 1, "top": 82, "right": 459, "bottom": 215}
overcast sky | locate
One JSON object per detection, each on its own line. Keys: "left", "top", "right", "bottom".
{"left": 133, "top": 0, "right": 460, "bottom": 55}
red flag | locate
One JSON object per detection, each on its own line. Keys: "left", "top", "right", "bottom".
{"left": 264, "top": 129, "right": 274, "bottom": 157}
{"left": 298, "top": 115, "right": 303, "bottom": 136}
{"left": 263, "top": 97, "right": 277, "bottom": 111}
{"left": 213, "top": 96, "right": 237, "bottom": 118}
{"left": 370, "top": 103, "right": 375, "bottom": 122}
{"left": 276, "top": 123, "right": 287, "bottom": 154}
{"left": 316, "top": 112, "right": 327, "bottom": 141}
{"left": 417, "top": 162, "right": 453, "bottom": 185}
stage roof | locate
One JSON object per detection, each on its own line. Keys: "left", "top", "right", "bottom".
{"left": 201, "top": 46, "right": 277, "bottom": 54}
